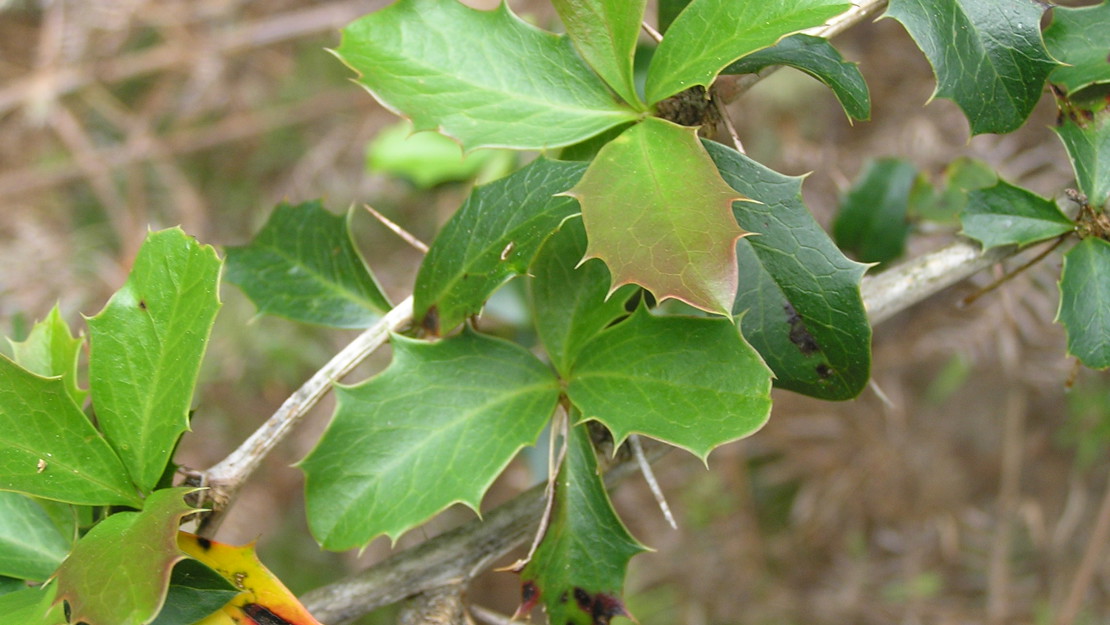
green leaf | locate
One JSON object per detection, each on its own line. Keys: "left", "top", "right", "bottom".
{"left": 0, "top": 585, "right": 66, "bottom": 625}
{"left": 567, "top": 117, "right": 747, "bottom": 315}
{"left": 909, "top": 157, "right": 999, "bottom": 224}
{"left": 517, "top": 422, "right": 645, "bottom": 625}
{"left": 885, "top": 0, "right": 1055, "bottom": 135}
{"left": 0, "top": 356, "right": 140, "bottom": 507}
{"left": 55, "top": 488, "right": 197, "bottom": 625}
{"left": 706, "top": 140, "right": 871, "bottom": 400}
{"left": 833, "top": 158, "right": 917, "bottom": 264}
{"left": 300, "top": 330, "right": 560, "bottom": 549}
{"left": 961, "top": 181, "right": 1074, "bottom": 249}
{"left": 568, "top": 307, "right": 772, "bottom": 460}
{"left": 225, "top": 201, "right": 391, "bottom": 328}
{"left": 335, "top": 0, "right": 639, "bottom": 151}
{"left": 529, "top": 218, "right": 637, "bottom": 378}
{"left": 645, "top": 0, "right": 849, "bottom": 104}
{"left": 1057, "top": 237, "right": 1110, "bottom": 370}
{"left": 1055, "top": 104, "right": 1110, "bottom": 212}
{"left": 0, "top": 492, "right": 71, "bottom": 581}
{"left": 148, "top": 559, "right": 239, "bottom": 625}
{"left": 553, "top": 0, "right": 647, "bottom": 108}
{"left": 365, "top": 120, "right": 515, "bottom": 189}
{"left": 723, "top": 33, "right": 870, "bottom": 121}
{"left": 658, "top": 0, "right": 692, "bottom": 34}
{"left": 1044, "top": 2, "right": 1110, "bottom": 96}
{"left": 414, "top": 157, "right": 587, "bottom": 333}
{"left": 87, "top": 228, "right": 221, "bottom": 494}
{"left": 7, "top": 306, "right": 86, "bottom": 408}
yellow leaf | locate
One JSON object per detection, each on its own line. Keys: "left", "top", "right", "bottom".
{"left": 178, "top": 532, "right": 324, "bottom": 625}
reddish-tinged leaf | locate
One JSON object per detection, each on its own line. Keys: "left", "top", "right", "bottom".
{"left": 178, "top": 533, "right": 325, "bottom": 625}
{"left": 54, "top": 488, "right": 198, "bottom": 625}
{"left": 565, "top": 118, "right": 748, "bottom": 314}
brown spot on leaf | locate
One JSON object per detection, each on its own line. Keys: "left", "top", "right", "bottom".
{"left": 195, "top": 536, "right": 212, "bottom": 551}
{"left": 569, "top": 589, "right": 633, "bottom": 625}
{"left": 816, "top": 363, "right": 833, "bottom": 379}
{"left": 515, "top": 581, "right": 541, "bottom": 617}
{"left": 243, "top": 603, "right": 296, "bottom": 625}
{"left": 573, "top": 587, "right": 591, "bottom": 611}
{"left": 784, "top": 302, "right": 820, "bottom": 356}
{"left": 138, "top": 299, "right": 147, "bottom": 310}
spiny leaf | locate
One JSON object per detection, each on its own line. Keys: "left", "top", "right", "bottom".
{"left": 0, "top": 492, "right": 71, "bottom": 581}
{"left": 833, "top": 158, "right": 917, "bottom": 264}
{"left": 87, "top": 228, "right": 221, "bottom": 494}
{"left": 300, "top": 330, "right": 560, "bottom": 549}
{"left": 961, "top": 180, "right": 1074, "bottom": 249}
{"left": 414, "top": 157, "right": 587, "bottom": 333}
{"left": 225, "top": 201, "right": 391, "bottom": 328}
{"left": 517, "top": 422, "right": 645, "bottom": 625}
{"left": 529, "top": 218, "right": 637, "bottom": 377}
{"left": 553, "top": 0, "right": 647, "bottom": 109}
{"left": 723, "top": 33, "right": 870, "bottom": 121}
{"left": 7, "top": 305, "right": 86, "bottom": 408}
{"left": 54, "top": 488, "right": 198, "bottom": 625}
{"left": 0, "top": 355, "right": 140, "bottom": 507}
{"left": 335, "top": 0, "right": 639, "bottom": 151}
{"left": 885, "top": 0, "right": 1055, "bottom": 135}
{"left": 645, "top": 0, "right": 849, "bottom": 104}
{"left": 706, "top": 140, "right": 871, "bottom": 400}
{"left": 178, "top": 532, "right": 324, "bottom": 625}
{"left": 1057, "top": 237, "right": 1110, "bottom": 370}
{"left": 1054, "top": 102, "right": 1110, "bottom": 212}
{"left": 1044, "top": 2, "right": 1110, "bottom": 96}
{"left": 566, "top": 117, "right": 747, "bottom": 315}
{"left": 568, "top": 307, "right": 772, "bottom": 460}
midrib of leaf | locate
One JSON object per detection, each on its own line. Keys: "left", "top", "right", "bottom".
{"left": 259, "top": 240, "right": 377, "bottom": 311}
{"left": 330, "top": 378, "right": 557, "bottom": 523}
{"left": 570, "top": 370, "right": 761, "bottom": 398}
{"left": 3, "top": 436, "right": 136, "bottom": 504}
{"left": 369, "top": 42, "right": 635, "bottom": 120}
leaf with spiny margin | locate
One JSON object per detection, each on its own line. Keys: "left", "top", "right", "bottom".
{"left": 148, "top": 559, "right": 239, "bottom": 625}
{"left": 516, "top": 422, "right": 645, "bottom": 625}
{"left": 335, "top": 0, "right": 639, "bottom": 151}
{"left": 0, "top": 492, "right": 71, "bottom": 581}
{"left": 225, "top": 201, "right": 391, "bottom": 328}
{"left": 299, "top": 330, "right": 560, "bottom": 550}
{"left": 87, "top": 228, "right": 221, "bottom": 495}
{"left": 414, "top": 158, "right": 587, "bottom": 333}
{"left": 54, "top": 488, "right": 197, "bottom": 625}
{"left": 568, "top": 307, "right": 771, "bottom": 459}
{"left": 553, "top": 0, "right": 647, "bottom": 109}
{"left": 0, "top": 356, "right": 140, "bottom": 507}
{"left": 529, "top": 218, "right": 636, "bottom": 377}
{"left": 833, "top": 158, "right": 917, "bottom": 264}
{"left": 566, "top": 117, "right": 746, "bottom": 315}
{"left": 645, "top": 0, "right": 849, "bottom": 104}
{"left": 1057, "top": 237, "right": 1110, "bottom": 370}
{"left": 1055, "top": 102, "right": 1110, "bottom": 212}
{"left": 706, "top": 140, "right": 871, "bottom": 400}
{"left": 885, "top": 0, "right": 1055, "bottom": 135}
{"left": 0, "top": 584, "right": 66, "bottom": 625}
{"left": 177, "top": 532, "right": 324, "bottom": 625}
{"left": 7, "top": 305, "right": 86, "bottom": 408}
{"left": 1044, "top": 2, "right": 1110, "bottom": 96}
{"left": 723, "top": 33, "right": 870, "bottom": 121}
{"left": 961, "top": 181, "right": 1074, "bottom": 249}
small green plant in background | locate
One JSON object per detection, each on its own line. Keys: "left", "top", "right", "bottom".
{"left": 1, "top": 1, "right": 1108, "bottom": 624}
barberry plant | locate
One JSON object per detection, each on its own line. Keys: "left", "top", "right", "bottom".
{"left": 0, "top": 1, "right": 1106, "bottom": 624}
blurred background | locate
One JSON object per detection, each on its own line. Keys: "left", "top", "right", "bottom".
{"left": 1, "top": 1, "right": 1108, "bottom": 624}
